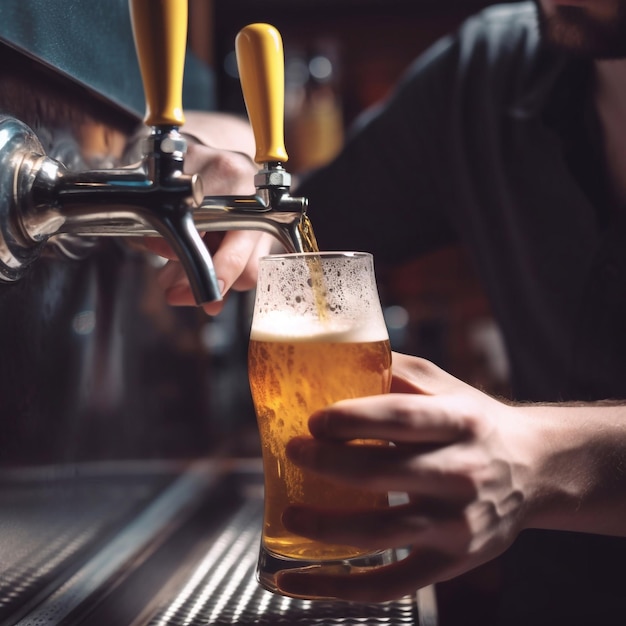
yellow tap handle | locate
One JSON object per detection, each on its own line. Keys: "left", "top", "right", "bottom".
{"left": 129, "top": 0, "right": 187, "bottom": 127}
{"left": 236, "top": 24, "right": 288, "bottom": 164}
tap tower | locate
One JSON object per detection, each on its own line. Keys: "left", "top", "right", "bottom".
{"left": 0, "top": 2, "right": 308, "bottom": 304}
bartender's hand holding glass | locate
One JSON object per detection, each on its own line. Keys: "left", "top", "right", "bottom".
{"left": 278, "top": 353, "right": 535, "bottom": 602}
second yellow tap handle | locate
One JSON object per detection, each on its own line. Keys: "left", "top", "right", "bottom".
{"left": 129, "top": 0, "right": 187, "bottom": 127}
{"left": 236, "top": 24, "right": 288, "bottom": 164}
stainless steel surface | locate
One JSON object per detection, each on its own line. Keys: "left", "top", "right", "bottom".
{"left": 2, "top": 462, "right": 437, "bottom": 625}
{"left": 138, "top": 475, "right": 431, "bottom": 626}
{"left": 0, "top": 463, "right": 188, "bottom": 626}
{"left": 9, "top": 461, "right": 220, "bottom": 626}
{"left": 146, "top": 515, "right": 418, "bottom": 624}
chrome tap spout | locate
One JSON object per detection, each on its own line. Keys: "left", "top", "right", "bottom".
{"left": 11, "top": 124, "right": 222, "bottom": 304}
{"left": 194, "top": 193, "right": 308, "bottom": 254}
{"left": 194, "top": 161, "right": 309, "bottom": 253}
{"left": 45, "top": 156, "right": 309, "bottom": 254}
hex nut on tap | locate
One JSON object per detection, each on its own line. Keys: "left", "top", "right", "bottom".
{"left": 143, "top": 132, "right": 187, "bottom": 159}
{"left": 254, "top": 168, "right": 292, "bottom": 189}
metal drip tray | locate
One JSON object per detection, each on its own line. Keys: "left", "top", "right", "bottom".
{"left": 0, "top": 464, "right": 179, "bottom": 626}
{"left": 135, "top": 468, "right": 437, "bottom": 626}
{"left": 144, "top": 497, "right": 422, "bottom": 626}
{"left": 3, "top": 461, "right": 436, "bottom": 625}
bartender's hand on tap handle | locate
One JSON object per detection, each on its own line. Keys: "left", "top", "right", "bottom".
{"left": 137, "top": 111, "right": 277, "bottom": 316}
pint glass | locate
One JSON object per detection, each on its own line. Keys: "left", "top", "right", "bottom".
{"left": 248, "top": 252, "right": 393, "bottom": 598}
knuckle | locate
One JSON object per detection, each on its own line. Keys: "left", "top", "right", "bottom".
{"left": 213, "top": 246, "right": 250, "bottom": 282}
{"left": 404, "top": 355, "right": 440, "bottom": 381}
{"left": 219, "top": 248, "right": 247, "bottom": 271}
{"left": 450, "top": 397, "right": 484, "bottom": 439}
{"left": 201, "top": 151, "right": 256, "bottom": 193}
{"left": 389, "top": 396, "right": 421, "bottom": 427}
{"left": 213, "top": 151, "right": 246, "bottom": 177}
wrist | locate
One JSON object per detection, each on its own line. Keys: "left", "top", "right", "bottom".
{"left": 516, "top": 402, "right": 626, "bottom": 536}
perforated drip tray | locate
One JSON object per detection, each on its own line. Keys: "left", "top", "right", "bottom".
{"left": 4, "top": 460, "right": 437, "bottom": 625}
{"left": 141, "top": 496, "right": 428, "bottom": 626}
{"left": 0, "top": 462, "right": 180, "bottom": 626}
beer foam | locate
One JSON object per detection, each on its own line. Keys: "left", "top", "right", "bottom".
{"left": 251, "top": 253, "right": 388, "bottom": 343}
{"left": 250, "top": 311, "right": 386, "bottom": 343}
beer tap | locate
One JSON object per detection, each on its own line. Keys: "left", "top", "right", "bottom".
{"left": 0, "top": 6, "right": 308, "bottom": 304}
{"left": 193, "top": 23, "right": 311, "bottom": 254}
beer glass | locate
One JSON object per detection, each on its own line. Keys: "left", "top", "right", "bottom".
{"left": 248, "top": 251, "right": 393, "bottom": 598}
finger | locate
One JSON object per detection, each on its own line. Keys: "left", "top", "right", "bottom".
{"left": 230, "top": 229, "right": 277, "bottom": 292}
{"left": 157, "top": 261, "right": 193, "bottom": 302}
{"left": 308, "top": 393, "right": 475, "bottom": 444}
{"left": 126, "top": 237, "right": 176, "bottom": 259}
{"left": 183, "top": 111, "right": 256, "bottom": 158}
{"left": 391, "top": 353, "right": 469, "bottom": 395}
{"left": 277, "top": 547, "right": 455, "bottom": 603}
{"left": 286, "top": 437, "right": 476, "bottom": 496}
{"left": 209, "top": 229, "right": 273, "bottom": 294}
{"left": 155, "top": 259, "right": 227, "bottom": 315}
{"left": 185, "top": 143, "right": 256, "bottom": 195}
{"left": 155, "top": 229, "right": 271, "bottom": 315}
{"left": 202, "top": 229, "right": 274, "bottom": 315}
{"left": 156, "top": 260, "right": 207, "bottom": 305}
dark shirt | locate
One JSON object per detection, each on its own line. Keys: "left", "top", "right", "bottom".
{"left": 298, "top": 3, "right": 626, "bottom": 623}
{"left": 300, "top": 2, "right": 625, "bottom": 404}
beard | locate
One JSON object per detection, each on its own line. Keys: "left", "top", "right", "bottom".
{"left": 535, "top": 2, "right": 626, "bottom": 58}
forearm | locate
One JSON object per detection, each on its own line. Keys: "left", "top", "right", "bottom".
{"left": 521, "top": 401, "right": 626, "bottom": 537}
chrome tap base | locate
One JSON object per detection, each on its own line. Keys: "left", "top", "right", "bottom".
{"left": 0, "top": 116, "right": 48, "bottom": 281}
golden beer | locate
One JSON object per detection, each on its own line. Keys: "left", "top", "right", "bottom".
{"left": 248, "top": 251, "right": 392, "bottom": 567}
{"left": 249, "top": 335, "right": 392, "bottom": 560}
